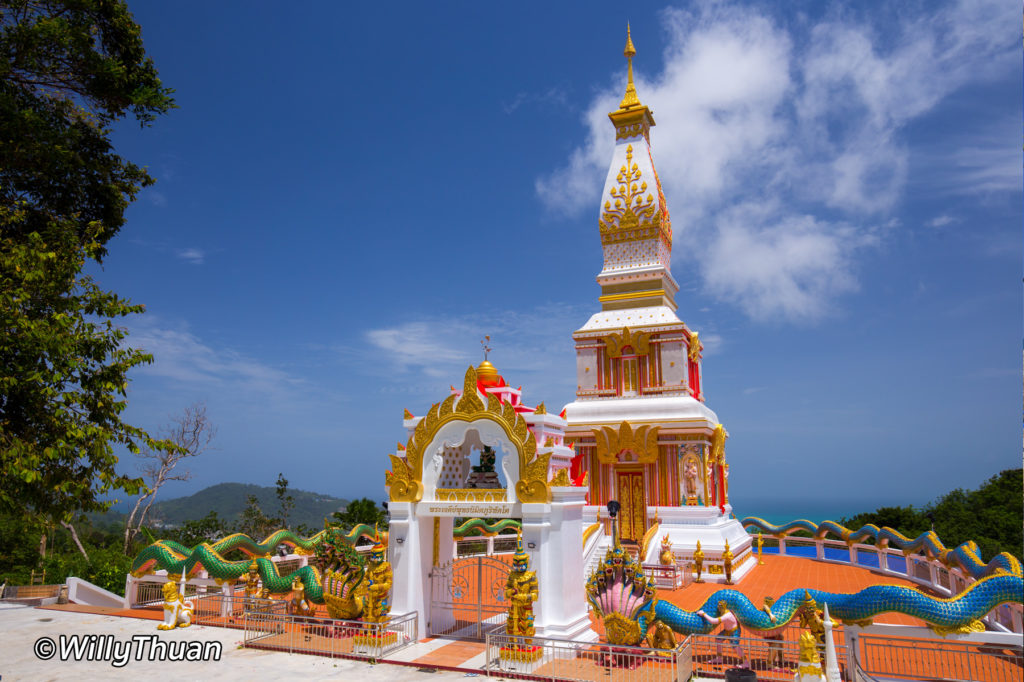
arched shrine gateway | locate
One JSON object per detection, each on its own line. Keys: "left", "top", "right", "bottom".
{"left": 384, "top": 26, "right": 750, "bottom": 640}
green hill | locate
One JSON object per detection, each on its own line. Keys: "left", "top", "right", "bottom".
{"left": 838, "top": 468, "right": 1022, "bottom": 562}
{"left": 149, "top": 482, "right": 348, "bottom": 531}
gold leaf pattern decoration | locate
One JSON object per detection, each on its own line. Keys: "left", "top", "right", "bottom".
{"left": 604, "top": 327, "right": 651, "bottom": 359}
{"left": 598, "top": 144, "right": 670, "bottom": 247}
{"left": 439, "top": 393, "right": 456, "bottom": 417}
{"left": 386, "top": 453, "right": 422, "bottom": 502}
{"left": 593, "top": 421, "right": 660, "bottom": 464}
{"left": 688, "top": 331, "right": 702, "bottom": 362}
{"left": 456, "top": 365, "right": 484, "bottom": 415}
{"left": 517, "top": 453, "right": 551, "bottom": 503}
{"left": 709, "top": 424, "right": 727, "bottom": 465}
{"left": 513, "top": 413, "right": 529, "bottom": 443}
{"left": 549, "top": 468, "right": 571, "bottom": 486}
{"left": 534, "top": 402, "right": 546, "bottom": 414}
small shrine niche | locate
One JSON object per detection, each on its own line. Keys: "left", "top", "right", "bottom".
{"left": 435, "top": 428, "right": 508, "bottom": 490}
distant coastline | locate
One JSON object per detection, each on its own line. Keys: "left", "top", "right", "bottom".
{"left": 737, "top": 504, "right": 868, "bottom": 527}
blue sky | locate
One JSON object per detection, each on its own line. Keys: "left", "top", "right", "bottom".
{"left": 97, "top": 1, "right": 1021, "bottom": 516}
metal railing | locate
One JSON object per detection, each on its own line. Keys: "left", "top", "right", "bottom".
{"left": 690, "top": 629, "right": 850, "bottom": 681}
{"left": 853, "top": 632, "right": 1023, "bottom": 682}
{"left": 243, "top": 609, "right": 417, "bottom": 660}
{"left": 133, "top": 580, "right": 222, "bottom": 608}
{"left": 753, "top": 533, "right": 1024, "bottom": 633}
{"left": 454, "top": 534, "right": 519, "bottom": 558}
{"left": 642, "top": 563, "right": 686, "bottom": 589}
{"left": 484, "top": 631, "right": 692, "bottom": 681}
{"left": 190, "top": 593, "right": 275, "bottom": 627}
{"left": 0, "top": 584, "right": 63, "bottom": 600}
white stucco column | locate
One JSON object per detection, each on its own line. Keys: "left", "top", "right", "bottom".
{"left": 388, "top": 502, "right": 427, "bottom": 638}
{"left": 124, "top": 575, "right": 138, "bottom": 608}
{"left": 522, "top": 488, "right": 597, "bottom": 641}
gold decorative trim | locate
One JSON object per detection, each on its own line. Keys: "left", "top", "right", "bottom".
{"left": 432, "top": 518, "right": 440, "bottom": 567}
{"left": 385, "top": 365, "right": 550, "bottom": 504}
{"left": 603, "top": 327, "right": 651, "bottom": 359}
{"left": 929, "top": 619, "right": 985, "bottom": 637}
{"left": 688, "top": 331, "right": 702, "bottom": 361}
{"left": 709, "top": 424, "right": 727, "bottom": 464}
{"left": 582, "top": 522, "right": 602, "bottom": 548}
{"left": 593, "top": 421, "right": 660, "bottom": 465}
{"left": 616, "top": 122, "right": 647, "bottom": 140}
{"left": 598, "top": 144, "right": 671, "bottom": 248}
{"left": 435, "top": 488, "right": 507, "bottom": 502}
{"left": 640, "top": 517, "right": 660, "bottom": 561}
{"left": 549, "top": 468, "right": 571, "bottom": 486}
{"left": 598, "top": 289, "right": 666, "bottom": 303}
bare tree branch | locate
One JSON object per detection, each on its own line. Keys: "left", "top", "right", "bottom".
{"left": 61, "top": 521, "right": 89, "bottom": 561}
{"left": 123, "top": 403, "right": 216, "bottom": 553}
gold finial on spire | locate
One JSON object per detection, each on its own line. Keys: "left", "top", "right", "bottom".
{"left": 620, "top": 23, "right": 641, "bottom": 109}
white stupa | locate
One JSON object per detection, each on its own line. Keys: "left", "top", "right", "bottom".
{"left": 561, "top": 27, "right": 753, "bottom": 583}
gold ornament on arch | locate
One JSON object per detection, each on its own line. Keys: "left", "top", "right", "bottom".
{"left": 384, "top": 365, "right": 551, "bottom": 504}
{"left": 593, "top": 420, "right": 660, "bottom": 465}
{"left": 603, "top": 326, "right": 650, "bottom": 359}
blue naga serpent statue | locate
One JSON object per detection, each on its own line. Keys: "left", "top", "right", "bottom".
{"left": 586, "top": 516, "right": 1023, "bottom": 647}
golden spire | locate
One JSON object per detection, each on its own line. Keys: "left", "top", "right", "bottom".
{"left": 619, "top": 24, "right": 641, "bottom": 109}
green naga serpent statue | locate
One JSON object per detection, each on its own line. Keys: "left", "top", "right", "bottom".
{"left": 131, "top": 518, "right": 522, "bottom": 615}
{"left": 131, "top": 524, "right": 381, "bottom": 606}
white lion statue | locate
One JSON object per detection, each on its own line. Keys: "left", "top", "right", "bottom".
{"left": 157, "top": 576, "right": 194, "bottom": 630}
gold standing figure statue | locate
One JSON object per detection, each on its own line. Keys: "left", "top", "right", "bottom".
{"left": 505, "top": 530, "right": 539, "bottom": 643}
{"left": 757, "top": 531, "right": 764, "bottom": 565}
{"left": 723, "top": 539, "right": 734, "bottom": 584}
{"left": 798, "top": 591, "right": 826, "bottom": 662}
{"left": 363, "top": 529, "right": 393, "bottom": 623}
{"left": 242, "top": 557, "right": 262, "bottom": 593}
{"left": 659, "top": 534, "right": 674, "bottom": 566}
{"left": 288, "top": 574, "right": 316, "bottom": 618}
{"left": 693, "top": 540, "right": 704, "bottom": 583}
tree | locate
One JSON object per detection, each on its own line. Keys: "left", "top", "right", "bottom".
{"left": 332, "top": 497, "right": 388, "bottom": 535}
{"left": 123, "top": 404, "right": 216, "bottom": 552}
{"left": 166, "top": 511, "right": 228, "bottom": 549}
{"left": 236, "top": 494, "right": 275, "bottom": 540}
{"left": 0, "top": 2, "right": 175, "bottom": 526}
{"left": 275, "top": 472, "right": 294, "bottom": 529}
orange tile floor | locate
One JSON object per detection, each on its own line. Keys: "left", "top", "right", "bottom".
{"left": 659, "top": 554, "right": 930, "bottom": 626}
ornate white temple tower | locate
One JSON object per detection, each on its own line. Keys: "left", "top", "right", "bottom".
{"left": 562, "top": 28, "right": 753, "bottom": 582}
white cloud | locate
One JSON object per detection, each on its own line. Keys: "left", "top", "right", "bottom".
{"left": 946, "top": 141, "right": 1022, "bottom": 195}
{"left": 363, "top": 304, "right": 591, "bottom": 407}
{"left": 698, "top": 332, "right": 724, "bottom": 356}
{"left": 129, "top": 317, "right": 303, "bottom": 399}
{"left": 146, "top": 189, "right": 168, "bottom": 207}
{"left": 705, "top": 203, "right": 877, "bottom": 320}
{"left": 927, "top": 214, "right": 955, "bottom": 228}
{"left": 176, "top": 248, "right": 205, "bottom": 265}
{"left": 538, "top": 0, "right": 1019, "bottom": 322}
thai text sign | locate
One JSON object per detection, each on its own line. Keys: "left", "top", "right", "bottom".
{"left": 423, "top": 502, "right": 513, "bottom": 517}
